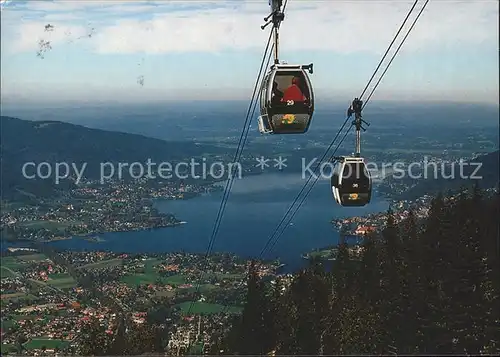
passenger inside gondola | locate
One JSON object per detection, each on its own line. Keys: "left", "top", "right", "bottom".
{"left": 282, "top": 76, "right": 306, "bottom": 102}
{"left": 272, "top": 72, "right": 310, "bottom": 105}
{"left": 271, "top": 81, "right": 283, "bottom": 105}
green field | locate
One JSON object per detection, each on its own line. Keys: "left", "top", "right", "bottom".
{"left": 12, "top": 314, "right": 39, "bottom": 321}
{"left": 1, "top": 201, "right": 26, "bottom": 213}
{"left": 17, "top": 254, "right": 49, "bottom": 262}
{"left": 120, "top": 265, "right": 242, "bottom": 290}
{"left": 121, "top": 258, "right": 188, "bottom": 287}
{"left": 48, "top": 273, "right": 72, "bottom": 279}
{"left": 1, "top": 292, "right": 27, "bottom": 300}
{"left": 1, "top": 266, "right": 17, "bottom": 278}
{"left": 46, "top": 275, "right": 77, "bottom": 289}
{"left": 121, "top": 272, "right": 190, "bottom": 287}
{"left": 23, "top": 338, "right": 70, "bottom": 350}
{"left": 1, "top": 254, "right": 51, "bottom": 275}
{"left": 1, "top": 257, "right": 26, "bottom": 270}
{"left": 1, "top": 344, "right": 17, "bottom": 354}
{"left": 163, "top": 274, "right": 187, "bottom": 285}
{"left": 1, "top": 319, "right": 15, "bottom": 330}
{"left": 78, "top": 258, "right": 123, "bottom": 270}
{"left": 47, "top": 279, "right": 76, "bottom": 289}
{"left": 186, "top": 284, "right": 218, "bottom": 293}
{"left": 7, "top": 312, "right": 68, "bottom": 323}
{"left": 176, "top": 301, "right": 242, "bottom": 315}
{"left": 121, "top": 273, "right": 162, "bottom": 286}
{"left": 34, "top": 273, "right": 77, "bottom": 289}
{"left": 144, "top": 258, "right": 162, "bottom": 270}
{"left": 208, "top": 272, "right": 245, "bottom": 280}
{"left": 0, "top": 293, "right": 37, "bottom": 301}
{"left": 120, "top": 259, "right": 245, "bottom": 291}
{"left": 154, "top": 290, "right": 175, "bottom": 298}
{"left": 20, "top": 220, "right": 75, "bottom": 231}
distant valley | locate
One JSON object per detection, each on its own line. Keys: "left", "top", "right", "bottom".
{"left": 1, "top": 102, "right": 499, "bottom": 202}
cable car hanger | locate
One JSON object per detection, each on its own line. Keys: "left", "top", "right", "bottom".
{"left": 257, "top": 0, "right": 315, "bottom": 135}
{"left": 347, "top": 98, "right": 370, "bottom": 158}
{"left": 261, "top": 0, "right": 285, "bottom": 65}
{"left": 331, "top": 98, "right": 373, "bottom": 207}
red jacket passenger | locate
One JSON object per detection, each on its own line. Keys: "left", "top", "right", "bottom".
{"left": 282, "top": 77, "right": 306, "bottom": 102}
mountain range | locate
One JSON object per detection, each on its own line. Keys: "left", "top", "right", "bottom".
{"left": 1, "top": 115, "right": 498, "bottom": 202}
{"left": 380, "top": 150, "right": 499, "bottom": 200}
{"left": 0, "top": 116, "right": 226, "bottom": 200}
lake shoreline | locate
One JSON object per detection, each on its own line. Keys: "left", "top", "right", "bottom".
{"left": 3, "top": 173, "right": 389, "bottom": 273}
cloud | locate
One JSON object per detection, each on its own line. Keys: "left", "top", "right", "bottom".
{"left": 1, "top": 0, "right": 498, "bottom": 55}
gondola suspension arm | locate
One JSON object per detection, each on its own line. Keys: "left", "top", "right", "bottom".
{"left": 347, "top": 98, "right": 370, "bottom": 157}
{"left": 261, "top": 0, "right": 285, "bottom": 64}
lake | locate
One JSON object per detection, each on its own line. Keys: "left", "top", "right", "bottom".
{"left": 44, "top": 173, "right": 389, "bottom": 271}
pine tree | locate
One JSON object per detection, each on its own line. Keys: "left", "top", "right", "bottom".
{"left": 220, "top": 189, "right": 500, "bottom": 356}
{"left": 448, "top": 189, "right": 494, "bottom": 354}
{"left": 287, "top": 270, "right": 316, "bottom": 354}
{"left": 332, "top": 242, "right": 350, "bottom": 302}
{"left": 267, "top": 277, "right": 284, "bottom": 353}
{"left": 358, "top": 233, "right": 379, "bottom": 305}
{"left": 324, "top": 240, "right": 363, "bottom": 354}
{"left": 231, "top": 260, "right": 271, "bottom": 355}
{"left": 418, "top": 194, "right": 453, "bottom": 353}
{"left": 399, "top": 209, "right": 424, "bottom": 353}
{"left": 275, "top": 287, "right": 298, "bottom": 355}
{"left": 480, "top": 192, "right": 500, "bottom": 353}
{"left": 308, "top": 261, "right": 330, "bottom": 354}
{"left": 378, "top": 207, "right": 404, "bottom": 353}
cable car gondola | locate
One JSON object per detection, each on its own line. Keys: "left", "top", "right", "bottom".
{"left": 257, "top": 0, "right": 315, "bottom": 135}
{"left": 331, "top": 98, "right": 372, "bottom": 207}
{"left": 258, "top": 63, "right": 314, "bottom": 134}
{"left": 331, "top": 156, "right": 372, "bottom": 207}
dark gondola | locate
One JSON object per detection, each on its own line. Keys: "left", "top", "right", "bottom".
{"left": 258, "top": 63, "right": 314, "bottom": 134}
{"left": 331, "top": 157, "right": 372, "bottom": 207}
{"left": 257, "top": 0, "right": 314, "bottom": 134}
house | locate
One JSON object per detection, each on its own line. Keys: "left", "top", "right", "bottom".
{"left": 354, "top": 225, "right": 376, "bottom": 235}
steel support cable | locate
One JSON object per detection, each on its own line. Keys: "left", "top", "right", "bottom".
{"left": 186, "top": 0, "right": 289, "bottom": 339}
{"left": 258, "top": 116, "right": 351, "bottom": 257}
{"left": 198, "top": 0, "right": 288, "bottom": 282}
{"left": 186, "top": 29, "right": 274, "bottom": 316}
{"left": 218, "top": 0, "right": 429, "bottom": 321}
{"left": 213, "top": 0, "right": 288, "bottom": 265}
{"left": 359, "top": 0, "right": 419, "bottom": 99}
{"left": 260, "top": 0, "right": 429, "bottom": 258}
{"left": 219, "top": 122, "right": 352, "bottom": 317}
{"left": 204, "top": 30, "right": 273, "bottom": 258}
{"left": 265, "top": 125, "right": 353, "bottom": 255}
{"left": 363, "top": 0, "right": 430, "bottom": 109}
{"left": 244, "top": 43, "right": 275, "bottom": 150}
{"left": 256, "top": 1, "right": 422, "bottom": 260}
{"left": 191, "top": 50, "right": 275, "bottom": 351}
{"left": 190, "top": 44, "right": 275, "bottom": 327}
{"left": 210, "top": 0, "right": 289, "bottom": 321}
{"left": 261, "top": 0, "right": 431, "bottom": 259}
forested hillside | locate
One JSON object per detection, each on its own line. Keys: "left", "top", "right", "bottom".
{"left": 216, "top": 187, "right": 500, "bottom": 355}
{"left": 0, "top": 116, "right": 225, "bottom": 200}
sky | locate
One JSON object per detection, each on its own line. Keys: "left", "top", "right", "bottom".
{"left": 0, "top": 0, "right": 498, "bottom": 105}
